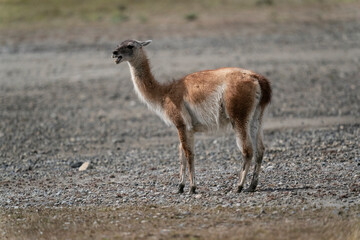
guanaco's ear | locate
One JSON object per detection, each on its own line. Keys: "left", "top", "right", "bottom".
{"left": 140, "top": 40, "right": 152, "bottom": 47}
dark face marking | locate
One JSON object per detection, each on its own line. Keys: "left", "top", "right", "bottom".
{"left": 112, "top": 40, "right": 139, "bottom": 64}
{"left": 112, "top": 39, "right": 152, "bottom": 64}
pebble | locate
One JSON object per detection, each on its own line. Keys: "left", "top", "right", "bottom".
{"left": 195, "top": 194, "right": 202, "bottom": 199}
{"left": 79, "top": 161, "right": 90, "bottom": 171}
{"left": 71, "top": 162, "right": 83, "bottom": 168}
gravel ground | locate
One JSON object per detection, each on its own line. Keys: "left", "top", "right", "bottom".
{"left": 0, "top": 11, "right": 359, "bottom": 239}
{"left": 0, "top": 123, "right": 359, "bottom": 209}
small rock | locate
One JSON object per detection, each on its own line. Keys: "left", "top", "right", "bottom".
{"left": 112, "top": 138, "right": 125, "bottom": 144}
{"left": 160, "top": 229, "right": 171, "bottom": 234}
{"left": 265, "top": 166, "right": 274, "bottom": 172}
{"left": 71, "top": 162, "right": 83, "bottom": 168}
{"left": 79, "top": 161, "right": 90, "bottom": 171}
{"left": 195, "top": 194, "right": 202, "bottom": 199}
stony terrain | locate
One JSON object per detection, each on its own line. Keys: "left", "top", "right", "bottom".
{"left": 0, "top": 6, "right": 359, "bottom": 239}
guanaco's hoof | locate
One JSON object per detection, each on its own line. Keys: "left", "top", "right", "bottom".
{"left": 237, "top": 186, "right": 243, "bottom": 193}
{"left": 178, "top": 184, "right": 185, "bottom": 194}
{"left": 244, "top": 185, "right": 257, "bottom": 192}
{"left": 190, "top": 186, "right": 197, "bottom": 194}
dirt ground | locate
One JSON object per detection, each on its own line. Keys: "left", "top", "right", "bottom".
{"left": 0, "top": 3, "right": 359, "bottom": 240}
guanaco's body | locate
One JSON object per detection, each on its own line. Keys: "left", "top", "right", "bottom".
{"left": 112, "top": 40, "right": 271, "bottom": 194}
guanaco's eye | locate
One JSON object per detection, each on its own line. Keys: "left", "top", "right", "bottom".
{"left": 127, "top": 45, "right": 134, "bottom": 49}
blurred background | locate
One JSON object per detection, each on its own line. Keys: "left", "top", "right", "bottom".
{"left": 1, "top": 0, "right": 359, "bottom": 122}
{"left": 1, "top": 0, "right": 359, "bottom": 43}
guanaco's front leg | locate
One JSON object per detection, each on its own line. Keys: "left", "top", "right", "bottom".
{"left": 178, "top": 143, "right": 187, "bottom": 193}
{"left": 177, "top": 127, "right": 196, "bottom": 194}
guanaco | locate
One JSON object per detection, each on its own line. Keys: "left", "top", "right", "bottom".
{"left": 112, "top": 40, "right": 271, "bottom": 194}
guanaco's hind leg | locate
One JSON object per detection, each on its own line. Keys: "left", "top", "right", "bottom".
{"left": 177, "top": 127, "right": 196, "bottom": 194}
{"left": 246, "top": 107, "right": 265, "bottom": 192}
{"left": 236, "top": 125, "right": 254, "bottom": 193}
{"left": 246, "top": 133, "right": 264, "bottom": 192}
{"left": 224, "top": 77, "right": 260, "bottom": 193}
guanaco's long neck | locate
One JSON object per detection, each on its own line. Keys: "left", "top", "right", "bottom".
{"left": 127, "top": 52, "right": 164, "bottom": 105}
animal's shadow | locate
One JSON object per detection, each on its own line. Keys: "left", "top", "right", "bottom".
{"left": 255, "top": 186, "right": 312, "bottom": 192}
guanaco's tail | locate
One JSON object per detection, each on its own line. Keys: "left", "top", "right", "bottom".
{"left": 257, "top": 75, "right": 272, "bottom": 108}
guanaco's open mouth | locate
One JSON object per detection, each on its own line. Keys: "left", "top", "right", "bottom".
{"left": 113, "top": 55, "right": 122, "bottom": 64}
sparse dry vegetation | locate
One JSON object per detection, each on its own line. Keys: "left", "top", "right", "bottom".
{"left": 1, "top": 206, "right": 359, "bottom": 240}
{"left": 0, "top": 0, "right": 359, "bottom": 27}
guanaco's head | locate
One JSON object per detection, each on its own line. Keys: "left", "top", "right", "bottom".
{"left": 112, "top": 39, "right": 152, "bottom": 64}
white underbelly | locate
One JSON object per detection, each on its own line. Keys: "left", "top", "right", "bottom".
{"left": 182, "top": 99, "right": 231, "bottom": 132}
{"left": 182, "top": 84, "right": 230, "bottom": 132}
